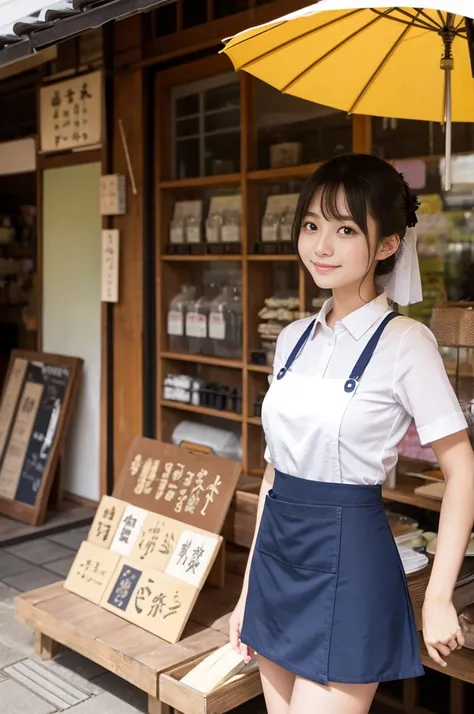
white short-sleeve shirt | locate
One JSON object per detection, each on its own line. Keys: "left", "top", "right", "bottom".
{"left": 263, "top": 293, "right": 467, "bottom": 485}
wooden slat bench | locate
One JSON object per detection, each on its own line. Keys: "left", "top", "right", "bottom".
{"left": 14, "top": 581, "right": 229, "bottom": 714}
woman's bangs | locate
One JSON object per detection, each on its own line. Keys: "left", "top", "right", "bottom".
{"left": 318, "top": 178, "right": 369, "bottom": 237}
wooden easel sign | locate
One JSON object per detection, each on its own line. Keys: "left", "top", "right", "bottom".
{"left": 0, "top": 350, "right": 82, "bottom": 526}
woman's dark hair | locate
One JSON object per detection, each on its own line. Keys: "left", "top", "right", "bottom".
{"left": 292, "top": 153, "right": 419, "bottom": 277}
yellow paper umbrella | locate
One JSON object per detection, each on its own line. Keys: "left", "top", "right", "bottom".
{"left": 222, "top": 0, "right": 474, "bottom": 189}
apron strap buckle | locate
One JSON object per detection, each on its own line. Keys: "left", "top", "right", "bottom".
{"left": 344, "top": 378, "right": 358, "bottom": 393}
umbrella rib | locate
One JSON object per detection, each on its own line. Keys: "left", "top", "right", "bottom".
{"left": 279, "top": 10, "right": 395, "bottom": 94}
{"left": 436, "top": 10, "right": 446, "bottom": 27}
{"left": 236, "top": 9, "right": 365, "bottom": 70}
{"left": 349, "top": 11, "right": 422, "bottom": 114}
{"left": 371, "top": 8, "right": 438, "bottom": 31}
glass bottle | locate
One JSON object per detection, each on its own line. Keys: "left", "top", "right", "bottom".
{"left": 221, "top": 210, "right": 241, "bottom": 244}
{"left": 186, "top": 282, "right": 219, "bottom": 355}
{"left": 167, "top": 285, "right": 197, "bottom": 352}
{"left": 279, "top": 209, "right": 295, "bottom": 242}
{"left": 210, "top": 284, "right": 242, "bottom": 359}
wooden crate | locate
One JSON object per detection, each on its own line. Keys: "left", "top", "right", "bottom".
{"left": 159, "top": 650, "right": 261, "bottom": 714}
{"left": 14, "top": 581, "right": 228, "bottom": 714}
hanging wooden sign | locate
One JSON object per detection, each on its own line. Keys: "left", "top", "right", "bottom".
{"left": 113, "top": 437, "right": 241, "bottom": 535}
{"left": 0, "top": 350, "right": 82, "bottom": 526}
{"left": 39, "top": 71, "right": 103, "bottom": 153}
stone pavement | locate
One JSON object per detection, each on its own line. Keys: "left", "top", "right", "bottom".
{"left": 0, "top": 525, "right": 155, "bottom": 714}
{"left": 0, "top": 527, "right": 391, "bottom": 714}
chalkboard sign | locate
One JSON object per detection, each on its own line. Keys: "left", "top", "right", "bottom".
{"left": 0, "top": 350, "right": 82, "bottom": 526}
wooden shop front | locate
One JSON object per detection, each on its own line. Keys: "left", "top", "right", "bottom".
{"left": 2, "top": 1, "right": 472, "bottom": 712}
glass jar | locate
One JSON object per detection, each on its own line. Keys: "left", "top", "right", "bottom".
{"left": 167, "top": 285, "right": 197, "bottom": 352}
{"left": 186, "top": 282, "right": 219, "bottom": 355}
{"left": 169, "top": 216, "right": 185, "bottom": 245}
{"left": 185, "top": 216, "right": 201, "bottom": 244}
{"left": 279, "top": 209, "right": 295, "bottom": 242}
{"left": 206, "top": 213, "right": 223, "bottom": 243}
{"left": 261, "top": 213, "right": 279, "bottom": 243}
{"left": 221, "top": 210, "right": 241, "bottom": 244}
{"left": 210, "top": 284, "right": 242, "bottom": 359}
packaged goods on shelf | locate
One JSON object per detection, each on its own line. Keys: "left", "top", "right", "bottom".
{"left": 163, "top": 373, "right": 242, "bottom": 414}
{"left": 167, "top": 285, "right": 197, "bottom": 352}
{"left": 172, "top": 421, "right": 242, "bottom": 461}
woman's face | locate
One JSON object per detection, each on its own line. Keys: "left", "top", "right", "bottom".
{"left": 298, "top": 186, "right": 395, "bottom": 292}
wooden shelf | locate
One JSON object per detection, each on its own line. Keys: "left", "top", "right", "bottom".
{"left": 247, "top": 254, "right": 297, "bottom": 261}
{"left": 248, "top": 163, "right": 320, "bottom": 182}
{"left": 247, "top": 364, "right": 272, "bottom": 374}
{"left": 161, "top": 352, "right": 243, "bottom": 369}
{"left": 382, "top": 475, "right": 442, "bottom": 512}
{"left": 160, "top": 399, "right": 242, "bottom": 422}
{"left": 247, "top": 416, "right": 262, "bottom": 426}
{"left": 161, "top": 254, "right": 242, "bottom": 262}
{"left": 160, "top": 173, "right": 241, "bottom": 189}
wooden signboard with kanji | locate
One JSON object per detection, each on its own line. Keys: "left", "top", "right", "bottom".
{"left": 64, "top": 541, "right": 120, "bottom": 605}
{"left": 113, "top": 437, "right": 241, "bottom": 535}
{"left": 0, "top": 350, "right": 82, "bottom": 525}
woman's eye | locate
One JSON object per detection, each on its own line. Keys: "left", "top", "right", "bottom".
{"left": 303, "top": 221, "right": 317, "bottom": 231}
{"left": 339, "top": 226, "right": 355, "bottom": 236}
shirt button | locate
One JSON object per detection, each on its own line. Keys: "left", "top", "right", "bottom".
{"left": 326, "top": 340, "right": 332, "bottom": 347}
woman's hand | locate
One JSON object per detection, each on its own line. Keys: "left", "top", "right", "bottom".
{"left": 229, "top": 597, "right": 255, "bottom": 664}
{"left": 422, "top": 596, "right": 464, "bottom": 667}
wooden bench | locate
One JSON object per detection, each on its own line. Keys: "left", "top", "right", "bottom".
{"left": 14, "top": 580, "right": 230, "bottom": 714}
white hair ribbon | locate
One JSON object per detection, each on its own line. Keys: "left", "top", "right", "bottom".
{"left": 376, "top": 227, "right": 423, "bottom": 306}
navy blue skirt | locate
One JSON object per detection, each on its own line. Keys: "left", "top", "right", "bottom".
{"left": 241, "top": 471, "right": 424, "bottom": 685}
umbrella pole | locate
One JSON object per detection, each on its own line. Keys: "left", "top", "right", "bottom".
{"left": 443, "top": 65, "right": 452, "bottom": 192}
{"left": 440, "top": 21, "right": 455, "bottom": 192}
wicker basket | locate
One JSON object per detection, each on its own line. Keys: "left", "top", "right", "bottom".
{"left": 430, "top": 303, "right": 474, "bottom": 347}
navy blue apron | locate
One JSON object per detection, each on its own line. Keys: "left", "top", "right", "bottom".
{"left": 241, "top": 312, "right": 424, "bottom": 685}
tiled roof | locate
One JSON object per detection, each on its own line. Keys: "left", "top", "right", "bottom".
{"left": 0, "top": 0, "right": 171, "bottom": 67}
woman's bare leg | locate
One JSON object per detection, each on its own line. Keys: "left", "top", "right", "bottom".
{"left": 289, "top": 677, "right": 378, "bottom": 714}
{"left": 257, "top": 655, "right": 295, "bottom": 714}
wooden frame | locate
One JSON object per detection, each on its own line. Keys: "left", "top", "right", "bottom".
{"left": 0, "top": 349, "right": 82, "bottom": 526}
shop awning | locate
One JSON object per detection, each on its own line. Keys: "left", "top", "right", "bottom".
{"left": 0, "top": 0, "right": 173, "bottom": 68}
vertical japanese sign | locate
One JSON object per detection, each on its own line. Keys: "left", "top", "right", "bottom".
{"left": 101, "top": 230, "right": 119, "bottom": 303}
{"left": 40, "top": 71, "right": 103, "bottom": 153}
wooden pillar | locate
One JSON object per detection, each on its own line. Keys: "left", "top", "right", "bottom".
{"left": 352, "top": 115, "right": 372, "bottom": 154}
{"left": 111, "top": 19, "right": 145, "bottom": 481}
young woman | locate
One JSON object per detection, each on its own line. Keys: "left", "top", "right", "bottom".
{"left": 229, "top": 154, "right": 474, "bottom": 714}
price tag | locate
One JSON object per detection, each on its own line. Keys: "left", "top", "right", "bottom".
{"left": 186, "top": 313, "right": 207, "bottom": 338}
{"left": 167, "top": 310, "right": 183, "bottom": 336}
{"left": 209, "top": 313, "right": 225, "bottom": 340}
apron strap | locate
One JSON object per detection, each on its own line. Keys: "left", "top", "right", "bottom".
{"left": 276, "top": 319, "right": 316, "bottom": 380}
{"left": 344, "top": 312, "right": 399, "bottom": 393}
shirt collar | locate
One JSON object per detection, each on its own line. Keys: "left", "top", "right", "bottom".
{"left": 314, "top": 293, "right": 390, "bottom": 340}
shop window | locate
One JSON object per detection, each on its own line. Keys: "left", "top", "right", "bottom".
{"left": 372, "top": 117, "right": 474, "bottom": 160}
{"left": 182, "top": 0, "right": 208, "bottom": 28}
{"left": 171, "top": 73, "right": 241, "bottom": 179}
{"left": 255, "top": 80, "right": 352, "bottom": 170}
{"left": 396, "top": 155, "right": 474, "bottom": 326}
